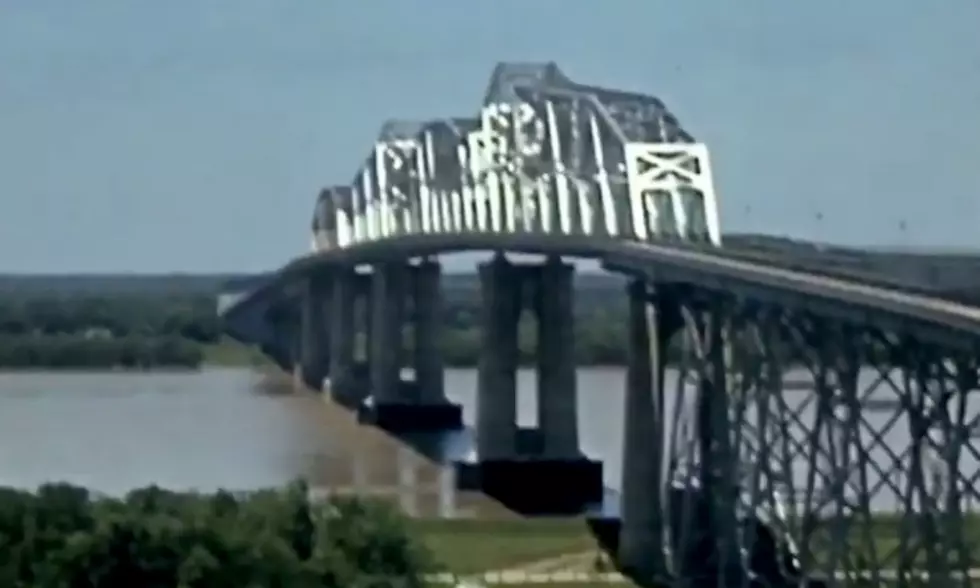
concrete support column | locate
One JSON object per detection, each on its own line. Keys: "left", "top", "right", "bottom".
{"left": 535, "top": 259, "right": 580, "bottom": 459}
{"left": 476, "top": 256, "right": 519, "bottom": 460}
{"left": 618, "top": 280, "right": 668, "bottom": 579}
{"left": 328, "top": 268, "right": 357, "bottom": 400}
{"left": 413, "top": 260, "right": 445, "bottom": 403}
{"left": 267, "top": 314, "right": 296, "bottom": 373}
{"left": 288, "top": 320, "right": 302, "bottom": 384}
{"left": 356, "top": 273, "right": 374, "bottom": 363}
{"left": 370, "top": 262, "right": 407, "bottom": 404}
{"left": 298, "top": 275, "right": 330, "bottom": 390}
{"left": 357, "top": 260, "right": 461, "bottom": 432}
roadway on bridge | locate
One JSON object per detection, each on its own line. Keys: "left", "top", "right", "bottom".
{"left": 224, "top": 233, "right": 980, "bottom": 348}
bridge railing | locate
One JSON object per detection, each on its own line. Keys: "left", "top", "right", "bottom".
{"left": 309, "top": 62, "right": 722, "bottom": 258}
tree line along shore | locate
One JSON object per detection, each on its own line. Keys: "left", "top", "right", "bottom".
{"left": 0, "top": 271, "right": 906, "bottom": 370}
{"left": 1, "top": 480, "right": 973, "bottom": 587}
{"left": 0, "top": 275, "right": 636, "bottom": 369}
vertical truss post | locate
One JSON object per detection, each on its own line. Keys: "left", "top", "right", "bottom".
{"left": 663, "top": 293, "right": 744, "bottom": 584}
{"left": 737, "top": 310, "right": 807, "bottom": 587}
{"left": 351, "top": 180, "right": 366, "bottom": 244}
{"left": 543, "top": 100, "right": 568, "bottom": 235}
{"left": 943, "top": 357, "right": 975, "bottom": 578}
{"left": 586, "top": 111, "right": 619, "bottom": 238}
{"left": 418, "top": 129, "right": 435, "bottom": 234}
{"left": 692, "top": 297, "right": 741, "bottom": 585}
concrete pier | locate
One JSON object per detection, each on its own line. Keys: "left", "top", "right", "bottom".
{"left": 459, "top": 256, "right": 602, "bottom": 515}
{"left": 475, "top": 256, "right": 520, "bottom": 460}
{"left": 264, "top": 313, "right": 296, "bottom": 373}
{"left": 616, "top": 280, "right": 669, "bottom": 579}
{"left": 536, "top": 260, "right": 579, "bottom": 459}
{"left": 327, "top": 268, "right": 357, "bottom": 404}
{"left": 369, "top": 261, "right": 407, "bottom": 404}
{"left": 358, "top": 261, "right": 463, "bottom": 431}
{"left": 325, "top": 270, "right": 373, "bottom": 407}
{"left": 355, "top": 271, "right": 373, "bottom": 384}
{"left": 297, "top": 275, "right": 330, "bottom": 390}
{"left": 413, "top": 260, "right": 445, "bottom": 403}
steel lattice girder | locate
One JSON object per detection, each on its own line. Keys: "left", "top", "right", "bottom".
{"left": 640, "top": 282, "right": 980, "bottom": 585}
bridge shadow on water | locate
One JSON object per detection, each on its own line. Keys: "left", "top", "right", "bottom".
{"left": 255, "top": 371, "right": 830, "bottom": 588}
{"left": 324, "top": 370, "right": 620, "bottom": 519}
{"left": 260, "top": 369, "right": 622, "bottom": 537}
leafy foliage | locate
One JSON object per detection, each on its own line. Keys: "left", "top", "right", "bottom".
{"left": 0, "top": 481, "right": 433, "bottom": 588}
{"left": 0, "top": 293, "right": 217, "bottom": 369}
{"left": 0, "top": 294, "right": 221, "bottom": 342}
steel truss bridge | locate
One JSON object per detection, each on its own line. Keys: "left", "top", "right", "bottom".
{"left": 221, "top": 63, "right": 980, "bottom": 586}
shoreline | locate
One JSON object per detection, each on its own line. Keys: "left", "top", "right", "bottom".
{"left": 0, "top": 340, "right": 635, "bottom": 371}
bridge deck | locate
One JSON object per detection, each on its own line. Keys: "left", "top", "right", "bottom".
{"left": 222, "top": 234, "right": 980, "bottom": 349}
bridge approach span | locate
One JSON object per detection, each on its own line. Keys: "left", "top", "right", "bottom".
{"left": 223, "top": 232, "right": 980, "bottom": 350}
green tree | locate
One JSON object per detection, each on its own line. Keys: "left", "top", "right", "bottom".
{"left": 0, "top": 481, "right": 433, "bottom": 588}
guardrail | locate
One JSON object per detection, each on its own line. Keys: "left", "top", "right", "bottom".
{"left": 715, "top": 246, "right": 980, "bottom": 305}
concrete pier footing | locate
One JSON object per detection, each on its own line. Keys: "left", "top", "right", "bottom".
{"left": 327, "top": 268, "right": 356, "bottom": 400}
{"left": 368, "top": 261, "right": 406, "bottom": 404}
{"left": 328, "top": 271, "right": 373, "bottom": 408}
{"left": 457, "top": 256, "right": 602, "bottom": 515}
{"left": 357, "top": 260, "right": 462, "bottom": 431}
{"left": 288, "top": 256, "right": 600, "bottom": 513}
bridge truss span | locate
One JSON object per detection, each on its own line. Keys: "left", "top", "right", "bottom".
{"left": 311, "top": 62, "right": 722, "bottom": 254}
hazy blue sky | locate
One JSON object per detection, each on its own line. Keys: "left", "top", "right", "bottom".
{"left": 2, "top": 1, "right": 978, "bottom": 273}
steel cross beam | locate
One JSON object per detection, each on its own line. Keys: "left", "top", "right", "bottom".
{"left": 638, "top": 281, "right": 980, "bottom": 586}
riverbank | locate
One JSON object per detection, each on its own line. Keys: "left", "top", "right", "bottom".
{"left": 413, "top": 515, "right": 980, "bottom": 577}
{"left": 0, "top": 333, "right": 203, "bottom": 369}
{"left": 202, "top": 338, "right": 629, "bottom": 369}
{"left": 413, "top": 518, "right": 600, "bottom": 574}
{"left": 201, "top": 338, "right": 273, "bottom": 366}
{"left": 0, "top": 335, "right": 631, "bottom": 370}
{"left": 0, "top": 336, "right": 267, "bottom": 371}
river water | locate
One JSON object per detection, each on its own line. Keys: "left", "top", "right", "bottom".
{"left": 0, "top": 368, "right": 977, "bottom": 516}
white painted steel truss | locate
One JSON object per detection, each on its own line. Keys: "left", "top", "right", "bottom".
{"left": 310, "top": 64, "right": 722, "bottom": 254}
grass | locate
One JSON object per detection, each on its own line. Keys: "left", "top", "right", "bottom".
{"left": 408, "top": 514, "right": 980, "bottom": 579}
{"left": 800, "top": 514, "right": 980, "bottom": 571}
{"left": 447, "top": 583, "right": 639, "bottom": 588}
{"left": 410, "top": 518, "right": 602, "bottom": 575}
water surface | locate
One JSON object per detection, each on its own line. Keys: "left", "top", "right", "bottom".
{"left": 1, "top": 367, "right": 976, "bottom": 514}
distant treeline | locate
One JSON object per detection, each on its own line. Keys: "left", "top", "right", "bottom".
{"left": 0, "top": 293, "right": 220, "bottom": 369}
{"left": 0, "top": 295, "right": 221, "bottom": 342}
{"left": 0, "top": 334, "right": 203, "bottom": 369}
{"left": 0, "top": 272, "right": 903, "bottom": 370}
{"left": 0, "top": 276, "right": 635, "bottom": 369}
